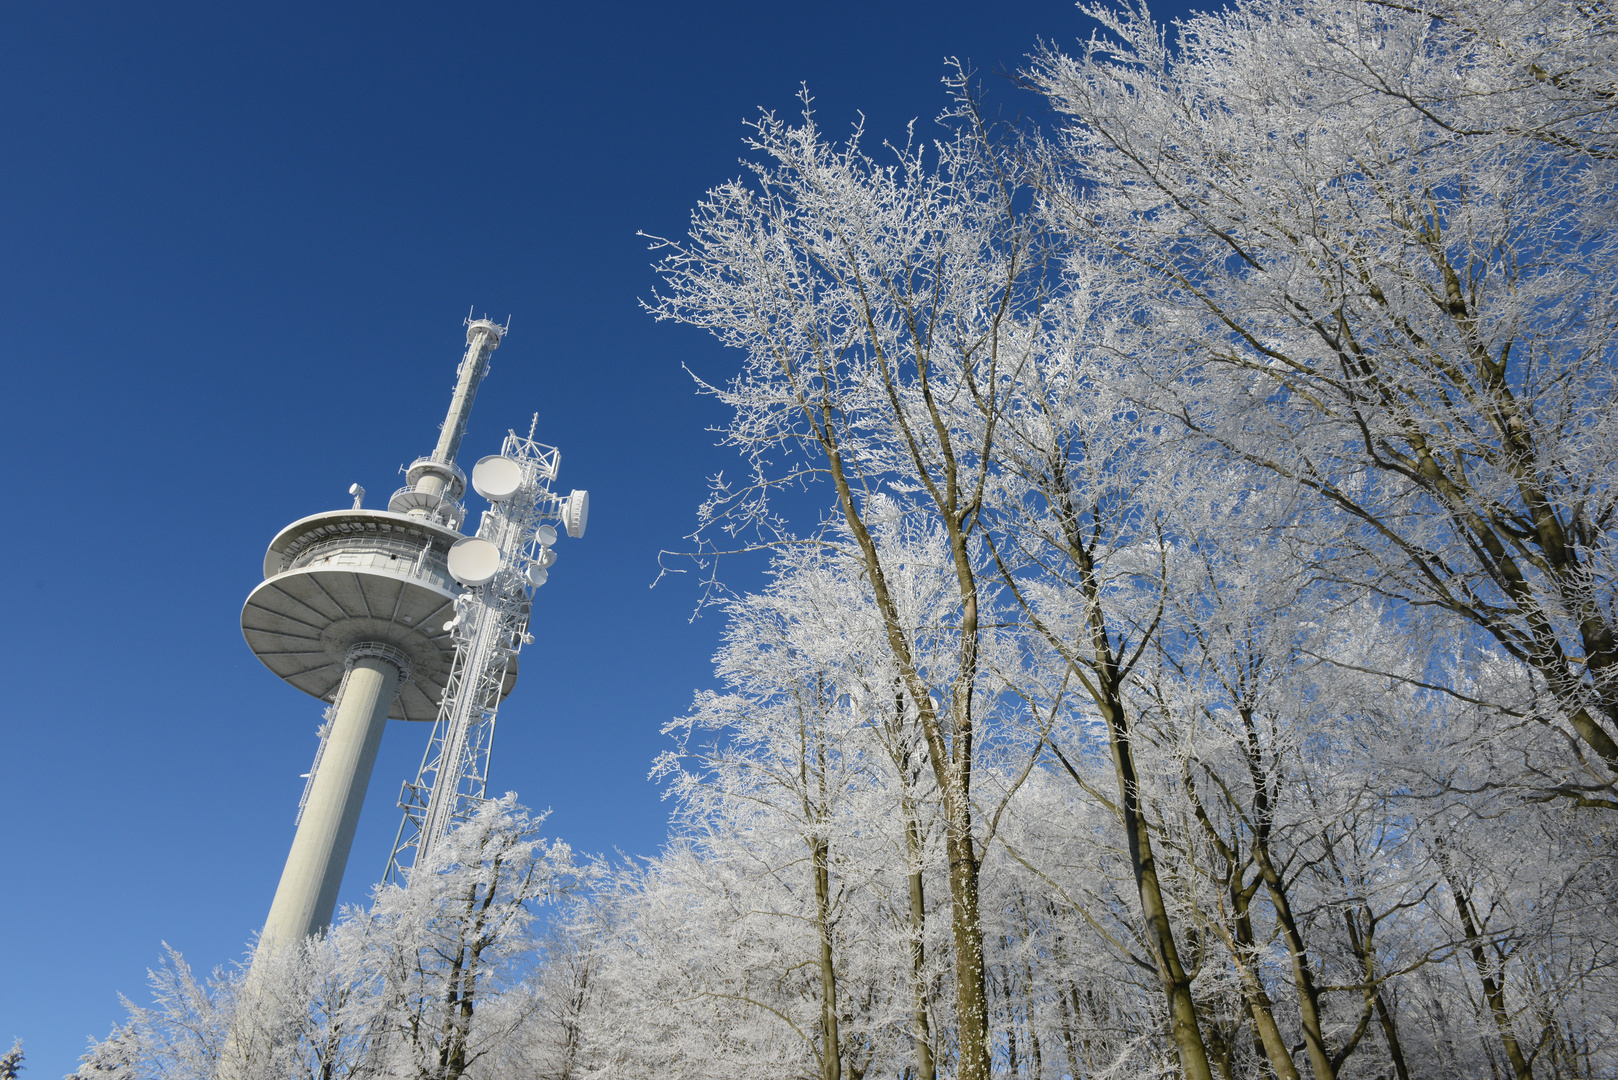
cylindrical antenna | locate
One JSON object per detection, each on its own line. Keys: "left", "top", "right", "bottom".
{"left": 396, "top": 317, "right": 507, "bottom": 517}
{"left": 432, "top": 319, "right": 504, "bottom": 465}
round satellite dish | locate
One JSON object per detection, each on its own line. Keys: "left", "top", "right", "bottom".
{"left": 564, "top": 489, "right": 589, "bottom": 538}
{"left": 535, "top": 524, "right": 557, "bottom": 547}
{"left": 526, "top": 564, "right": 548, "bottom": 587}
{"left": 471, "top": 456, "right": 524, "bottom": 502}
{"left": 447, "top": 537, "right": 502, "bottom": 586}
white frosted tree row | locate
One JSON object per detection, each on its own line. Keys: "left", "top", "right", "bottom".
{"left": 528, "top": 544, "right": 1613, "bottom": 1080}
{"left": 82, "top": 3, "right": 1617, "bottom": 1079}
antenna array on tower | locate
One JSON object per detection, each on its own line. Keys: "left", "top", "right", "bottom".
{"left": 384, "top": 431, "right": 571, "bottom": 884}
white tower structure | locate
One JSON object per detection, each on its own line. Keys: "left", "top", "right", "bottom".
{"left": 241, "top": 317, "right": 587, "bottom": 948}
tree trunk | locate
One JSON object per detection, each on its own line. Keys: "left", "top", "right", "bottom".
{"left": 813, "top": 832, "right": 842, "bottom": 1080}
{"left": 1374, "top": 989, "right": 1412, "bottom": 1080}
{"left": 904, "top": 797, "right": 936, "bottom": 1080}
{"left": 1219, "top": 705, "right": 1334, "bottom": 1080}
{"left": 1111, "top": 739, "right": 1213, "bottom": 1080}
{"left": 1446, "top": 872, "right": 1534, "bottom": 1080}
{"left": 820, "top": 421, "right": 992, "bottom": 1080}
{"left": 1341, "top": 901, "right": 1412, "bottom": 1080}
{"left": 1228, "top": 884, "right": 1301, "bottom": 1080}
{"left": 1249, "top": 842, "right": 1335, "bottom": 1080}
{"left": 1034, "top": 451, "right": 1215, "bottom": 1080}
{"left": 1183, "top": 766, "right": 1300, "bottom": 1080}
{"left": 944, "top": 820, "right": 992, "bottom": 1080}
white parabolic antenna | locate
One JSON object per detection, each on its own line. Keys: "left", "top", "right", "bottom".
{"left": 447, "top": 537, "right": 502, "bottom": 586}
{"left": 471, "top": 455, "right": 524, "bottom": 502}
{"left": 563, "top": 489, "right": 589, "bottom": 538}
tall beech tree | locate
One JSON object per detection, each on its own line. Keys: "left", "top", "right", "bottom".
{"left": 644, "top": 82, "right": 1058, "bottom": 1080}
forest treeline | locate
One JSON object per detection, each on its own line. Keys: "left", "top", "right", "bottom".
{"left": 81, "top": 2, "right": 1617, "bottom": 1078}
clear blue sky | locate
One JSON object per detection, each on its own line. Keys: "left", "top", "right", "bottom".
{"left": 0, "top": 2, "right": 1192, "bottom": 1073}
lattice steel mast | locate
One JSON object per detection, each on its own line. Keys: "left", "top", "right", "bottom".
{"left": 385, "top": 422, "right": 583, "bottom": 884}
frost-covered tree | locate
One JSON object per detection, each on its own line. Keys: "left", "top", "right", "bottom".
{"left": 653, "top": 558, "right": 892, "bottom": 1080}
{"left": 356, "top": 798, "right": 570, "bottom": 1080}
{"left": 644, "top": 81, "right": 1060, "bottom": 1080}
{"left": 1029, "top": 0, "right": 1618, "bottom": 810}
{"left": 74, "top": 947, "right": 236, "bottom": 1080}
{"left": 979, "top": 253, "right": 1239, "bottom": 1078}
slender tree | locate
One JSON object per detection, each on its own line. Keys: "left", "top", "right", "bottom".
{"left": 645, "top": 83, "right": 1058, "bottom": 1080}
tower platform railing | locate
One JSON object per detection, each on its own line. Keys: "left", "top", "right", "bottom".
{"left": 285, "top": 534, "right": 456, "bottom": 590}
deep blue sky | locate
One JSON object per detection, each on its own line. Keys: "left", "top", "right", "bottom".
{"left": 0, "top": 2, "right": 1193, "bottom": 1073}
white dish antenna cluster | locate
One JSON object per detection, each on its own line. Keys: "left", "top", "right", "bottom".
{"left": 444, "top": 454, "right": 587, "bottom": 588}
{"left": 387, "top": 423, "right": 590, "bottom": 884}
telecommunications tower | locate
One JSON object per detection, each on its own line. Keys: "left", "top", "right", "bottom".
{"left": 240, "top": 317, "right": 588, "bottom": 947}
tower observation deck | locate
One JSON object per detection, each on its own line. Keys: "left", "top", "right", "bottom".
{"left": 241, "top": 317, "right": 586, "bottom": 948}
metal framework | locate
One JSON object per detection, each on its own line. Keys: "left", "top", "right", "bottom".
{"left": 383, "top": 422, "right": 564, "bottom": 885}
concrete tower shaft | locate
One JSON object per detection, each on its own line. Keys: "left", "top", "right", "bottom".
{"left": 261, "top": 647, "right": 404, "bottom": 944}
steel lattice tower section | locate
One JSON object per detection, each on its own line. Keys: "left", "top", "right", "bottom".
{"left": 384, "top": 425, "right": 574, "bottom": 883}
{"left": 240, "top": 317, "right": 588, "bottom": 949}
